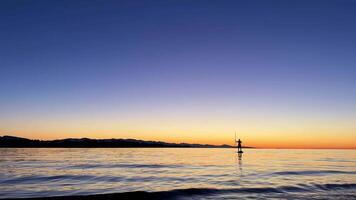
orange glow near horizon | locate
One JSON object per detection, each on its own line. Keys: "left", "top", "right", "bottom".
{"left": 2, "top": 128, "right": 355, "bottom": 149}
{"left": 1, "top": 111, "right": 355, "bottom": 149}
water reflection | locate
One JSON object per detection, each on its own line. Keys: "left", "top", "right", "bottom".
{"left": 0, "top": 148, "right": 355, "bottom": 199}
{"left": 236, "top": 152, "right": 243, "bottom": 175}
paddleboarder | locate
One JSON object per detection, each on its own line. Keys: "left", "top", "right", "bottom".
{"left": 237, "top": 138, "right": 243, "bottom": 153}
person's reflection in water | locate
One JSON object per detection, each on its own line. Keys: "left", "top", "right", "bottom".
{"left": 237, "top": 152, "right": 243, "bottom": 175}
{"left": 238, "top": 152, "right": 242, "bottom": 166}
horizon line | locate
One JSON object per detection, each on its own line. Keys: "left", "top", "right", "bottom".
{"left": 1, "top": 135, "right": 355, "bottom": 150}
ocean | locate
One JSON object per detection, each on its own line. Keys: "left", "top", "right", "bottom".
{"left": 0, "top": 148, "right": 355, "bottom": 199}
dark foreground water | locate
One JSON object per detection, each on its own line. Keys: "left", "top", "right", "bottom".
{"left": 0, "top": 148, "right": 355, "bottom": 199}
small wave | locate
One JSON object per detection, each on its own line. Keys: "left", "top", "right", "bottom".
{"left": 2, "top": 183, "right": 354, "bottom": 200}
{"left": 119, "top": 183, "right": 356, "bottom": 198}
{"left": 0, "top": 174, "right": 198, "bottom": 185}
{"left": 0, "top": 175, "right": 97, "bottom": 184}
{"left": 314, "top": 183, "right": 356, "bottom": 190}
{"left": 65, "top": 163, "right": 183, "bottom": 169}
{"left": 271, "top": 170, "right": 356, "bottom": 176}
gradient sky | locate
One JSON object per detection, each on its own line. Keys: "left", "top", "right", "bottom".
{"left": 1, "top": 0, "right": 356, "bottom": 148}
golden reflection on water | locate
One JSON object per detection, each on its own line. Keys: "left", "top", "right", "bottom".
{"left": 0, "top": 148, "right": 355, "bottom": 198}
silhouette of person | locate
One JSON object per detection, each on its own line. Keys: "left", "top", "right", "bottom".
{"left": 237, "top": 139, "right": 242, "bottom": 152}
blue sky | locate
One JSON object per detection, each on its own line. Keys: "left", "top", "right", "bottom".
{"left": 0, "top": 0, "right": 355, "bottom": 147}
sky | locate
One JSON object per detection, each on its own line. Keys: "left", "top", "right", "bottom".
{"left": 0, "top": 0, "right": 356, "bottom": 148}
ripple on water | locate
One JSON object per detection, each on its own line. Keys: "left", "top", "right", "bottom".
{"left": 0, "top": 148, "right": 355, "bottom": 199}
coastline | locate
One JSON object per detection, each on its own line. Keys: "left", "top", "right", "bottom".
{"left": 0, "top": 135, "right": 253, "bottom": 148}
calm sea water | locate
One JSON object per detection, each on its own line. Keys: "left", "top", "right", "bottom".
{"left": 0, "top": 148, "right": 355, "bottom": 199}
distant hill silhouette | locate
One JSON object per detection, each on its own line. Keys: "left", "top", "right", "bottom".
{"left": 0, "top": 135, "right": 248, "bottom": 148}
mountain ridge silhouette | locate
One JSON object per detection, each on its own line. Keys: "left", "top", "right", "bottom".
{"left": 0, "top": 135, "right": 251, "bottom": 148}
